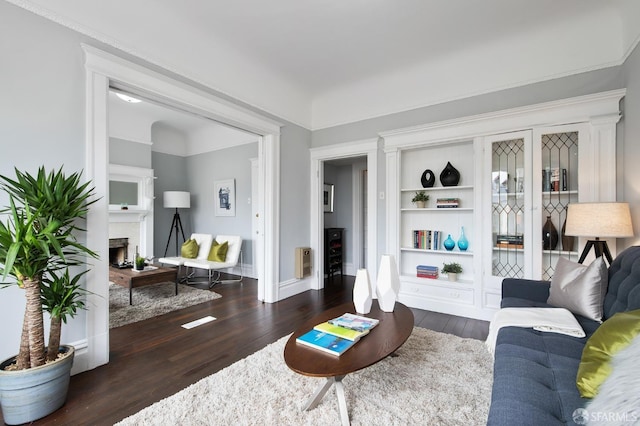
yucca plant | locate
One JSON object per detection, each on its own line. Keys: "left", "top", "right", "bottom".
{"left": 41, "top": 269, "right": 90, "bottom": 362}
{"left": 0, "top": 167, "right": 97, "bottom": 370}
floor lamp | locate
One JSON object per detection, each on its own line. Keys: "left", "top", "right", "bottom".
{"left": 163, "top": 191, "right": 191, "bottom": 257}
{"left": 565, "top": 202, "right": 634, "bottom": 265}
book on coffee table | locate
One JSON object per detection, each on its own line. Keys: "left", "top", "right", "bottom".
{"left": 328, "top": 313, "right": 380, "bottom": 332}
{"left": 296, "top": 329, "right": 356, "bottom": 356}
{"left": 313, "top": 321, "right": 369, "bottom": 341}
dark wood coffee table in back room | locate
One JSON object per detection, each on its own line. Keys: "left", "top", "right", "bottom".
{"left": 284, "top": 301, "right": 414, "bottom": 426}
{"left": 109, "top": 266, "right": 178, "bottom": 305}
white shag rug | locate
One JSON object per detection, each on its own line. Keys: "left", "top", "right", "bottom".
{"left": 109, "top": 282, "right": 221, "bottom": 328}
{"left": 115, "top": 327, "right": 493, "bottom": 425}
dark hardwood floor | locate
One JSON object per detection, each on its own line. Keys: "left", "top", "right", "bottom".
{"left": 20, "top": 274, "right": 488, "bottom": 426}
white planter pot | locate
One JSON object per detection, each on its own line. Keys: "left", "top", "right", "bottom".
{"left": 376, "top": 255, "right": 400, "bottom": 312}
{"left": 353, "top": 268, "right": 372, "bottom": 314}
{"left": 447, "top": 273, "right": 458, "bottom": 282}
{"left": 415, "top": 201, "right": 426, "bottom": 208}
{"left": 0, "top": 345, "right": 74, "bottom": 425}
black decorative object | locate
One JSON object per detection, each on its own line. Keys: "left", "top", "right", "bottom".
{"left": 421, "top": 169, "right": 435, "bottom": 188}
{"left": 439, "top": 162, "right": 460, "bottom": 187}
{"left": 542, "top": 216, "right": 558, "bottom": 250}
{"left": 561, "top": 216, "right": 575, "bottom": 252}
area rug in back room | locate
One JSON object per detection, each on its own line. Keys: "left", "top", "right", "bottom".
{"left": 109, "top": 282, "right": 221, "bottom": 328}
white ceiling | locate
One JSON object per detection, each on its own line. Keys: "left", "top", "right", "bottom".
{"left": 9, "top": 0, "right": 640, "bottom": 130}
{"left": 108, "top": 90, "right": 258, "bottom": 156}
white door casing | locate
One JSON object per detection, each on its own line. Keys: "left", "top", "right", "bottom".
{"left": 83, "top": 45, "right": 281, "bottom": 372}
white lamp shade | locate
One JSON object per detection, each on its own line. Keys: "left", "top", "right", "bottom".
{"left": 163, "top": 191, "right": 191, "bottom": 209}
{"left": 565, "top": 202, "right": 633, "bottom": 238}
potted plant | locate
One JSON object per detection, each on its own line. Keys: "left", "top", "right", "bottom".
{"left": 441, "top": 262, "right": 462, "bottom": 282}
{"left": 0, "top": 166, "right": 97, "bottom": 424}
{"left": 411, "top": 191, "right": 429, "bottom": 208}
{"left": 135, "top": 255, "right": 146, "bottom": 271}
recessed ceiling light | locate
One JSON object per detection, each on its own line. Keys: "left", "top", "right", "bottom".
{"left": 116, "top": 93, "right": 142, "bottom": 103}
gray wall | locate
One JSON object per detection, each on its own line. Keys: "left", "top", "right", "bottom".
{"left": 109, "top": 137, "right": 152, "bottom": 169}
{"left": 0, "top": 1, "right": 89, "bottom": 360}
{"left": 186, "top": 142, "right": 258, "bottom": 264}
{"left": 312, "top": 67, "right": 624, "bottom": 147}
{"left": 152, "top": 151, "right": 191, "bottom": 257}
{"left": 279, "top": 124, "right": 312, "bottom": 281}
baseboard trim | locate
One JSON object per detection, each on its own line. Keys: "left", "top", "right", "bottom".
{"left": 278, "top": 277, "right": 312, "bottom": 300}
{"left": 67, "top": 338, "right": 89, "bottom": 375}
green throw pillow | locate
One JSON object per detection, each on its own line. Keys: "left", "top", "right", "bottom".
{"left": 208, "top": 240, "right": 228, "bottom": 262}
{"left": 181, "top": 239, "right": 199, "bottom": 259}
{"left": 576, "top": 309, "right": 640, "bottom": 398}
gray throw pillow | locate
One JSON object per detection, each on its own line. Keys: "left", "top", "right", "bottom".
{"left": 547, "top": 256, "right": 608, "bottom": 322}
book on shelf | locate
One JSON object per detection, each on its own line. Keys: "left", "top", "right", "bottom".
{"left": 496, "top": 243, "right": 524, "bottom": 249}
{"left": 313, "top": 321, "right": 369, "bottom": 341}
{"left": 550, "top": 168, "right": 560, "bottom": 192}
{"left": 295, "top": 329, "right": 357, "bottom": 356}
{"left": 496, "top": 234, "right": 524, "bottom": 245}
{"left": 436, "top": 197, "right": 459, "bottom": 208}
{"left": 328, "top": 313, "right": 380, "bottom": 332}
{"left": 416, "top": 264, "right": 439, "bottom": 279}
{"left": 417, "top": 272, "right": 438, "bottom": 279}
{"left": 542, "top": 168, "right": 569, "bottom": 192}
{"left": 413, "top": 230, "right": 442, "bottom": 250}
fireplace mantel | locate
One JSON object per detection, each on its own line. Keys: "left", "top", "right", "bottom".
{"left": 108, "top": 209, "right": 150, "bottom": 223}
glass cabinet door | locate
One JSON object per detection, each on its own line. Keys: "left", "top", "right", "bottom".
{"left": 537, "top": 127, "right": 580, "bottom": 280}
{"left": 492, "top": 137, "right": 526, "bottom": 278}
{"left": 482, "top": 131, "right": 533, "bottom": 291}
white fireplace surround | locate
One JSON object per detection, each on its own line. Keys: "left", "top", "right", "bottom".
{"left": 108, "top": 164, "right": 154, "bottom": 258}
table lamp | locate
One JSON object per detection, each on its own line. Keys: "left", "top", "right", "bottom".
{"left": 565, "top": 202, "right": 633, "bottom": 264}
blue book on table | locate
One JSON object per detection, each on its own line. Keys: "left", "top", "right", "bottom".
{"left": 296, "top": 329, "right": 356, "bottom": 356}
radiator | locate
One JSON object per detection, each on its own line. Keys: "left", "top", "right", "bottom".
{"left": 295, "top": 247, "right": 312, "bottom": 279}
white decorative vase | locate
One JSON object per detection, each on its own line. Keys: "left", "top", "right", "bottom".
{"left": 376, "top": 255, "right": 400, "bottom": 312}
{"left": 447, "top": 273, "right": 458, "bottom": 282}
{"left": 353, "top": 269, "right": 372, "bottom": 314}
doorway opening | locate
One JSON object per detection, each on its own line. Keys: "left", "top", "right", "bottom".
{"left": 309, "top": 139, "right": 379, "bottom": 292}
{"left": 83, "top": 44, "right": 281, "bottom": 371}
{"left": 322, "top": 156, "right": 368, "bottom": 283}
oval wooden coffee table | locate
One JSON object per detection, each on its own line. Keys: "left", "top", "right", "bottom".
{"left": 284, "top": 301, "right": 414, "bottom": 426}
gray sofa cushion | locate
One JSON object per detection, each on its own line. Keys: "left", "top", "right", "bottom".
{"left": 603, "top": 246, "right": 640, "bottom": 319}
{"left": 488, "top": 326, "right": 586, "bottom": 425}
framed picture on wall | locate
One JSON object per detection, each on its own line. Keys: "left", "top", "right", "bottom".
{"left": 214, "top": 179, "right": 236, "bottom": 216}
{"left": 323, "top": 183, "right": 334, "bottom": 213}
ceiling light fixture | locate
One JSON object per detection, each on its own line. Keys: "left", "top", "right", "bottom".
{"left": 115, "top": 93, "right": 142, "bottom": 103}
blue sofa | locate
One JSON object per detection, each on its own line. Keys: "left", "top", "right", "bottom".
{"left": 487, "top": 246, "right": 640, "bottom": 426}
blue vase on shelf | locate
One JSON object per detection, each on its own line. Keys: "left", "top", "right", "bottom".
{"left": 458, "top": 226, "right": 469, "bottom": 251}
{"left": 443, "top": 234, "right": 456, "bottom": 251}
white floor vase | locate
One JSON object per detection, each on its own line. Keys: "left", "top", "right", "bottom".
{"left": 353, "top": 269, "right": 372, "bottom": 314}
{"left": 376, "top": 255, "right": 400, "bottom": 312}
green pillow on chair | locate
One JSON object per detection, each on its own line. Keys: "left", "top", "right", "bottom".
{"left": 181, "top": 239, "right": 199, "bottom": 259}
{"left": 576, "top": 309, "right": 640, "bottom": 398}
{"left": 208, "top": 240, "right": 228, "bottom": 262}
